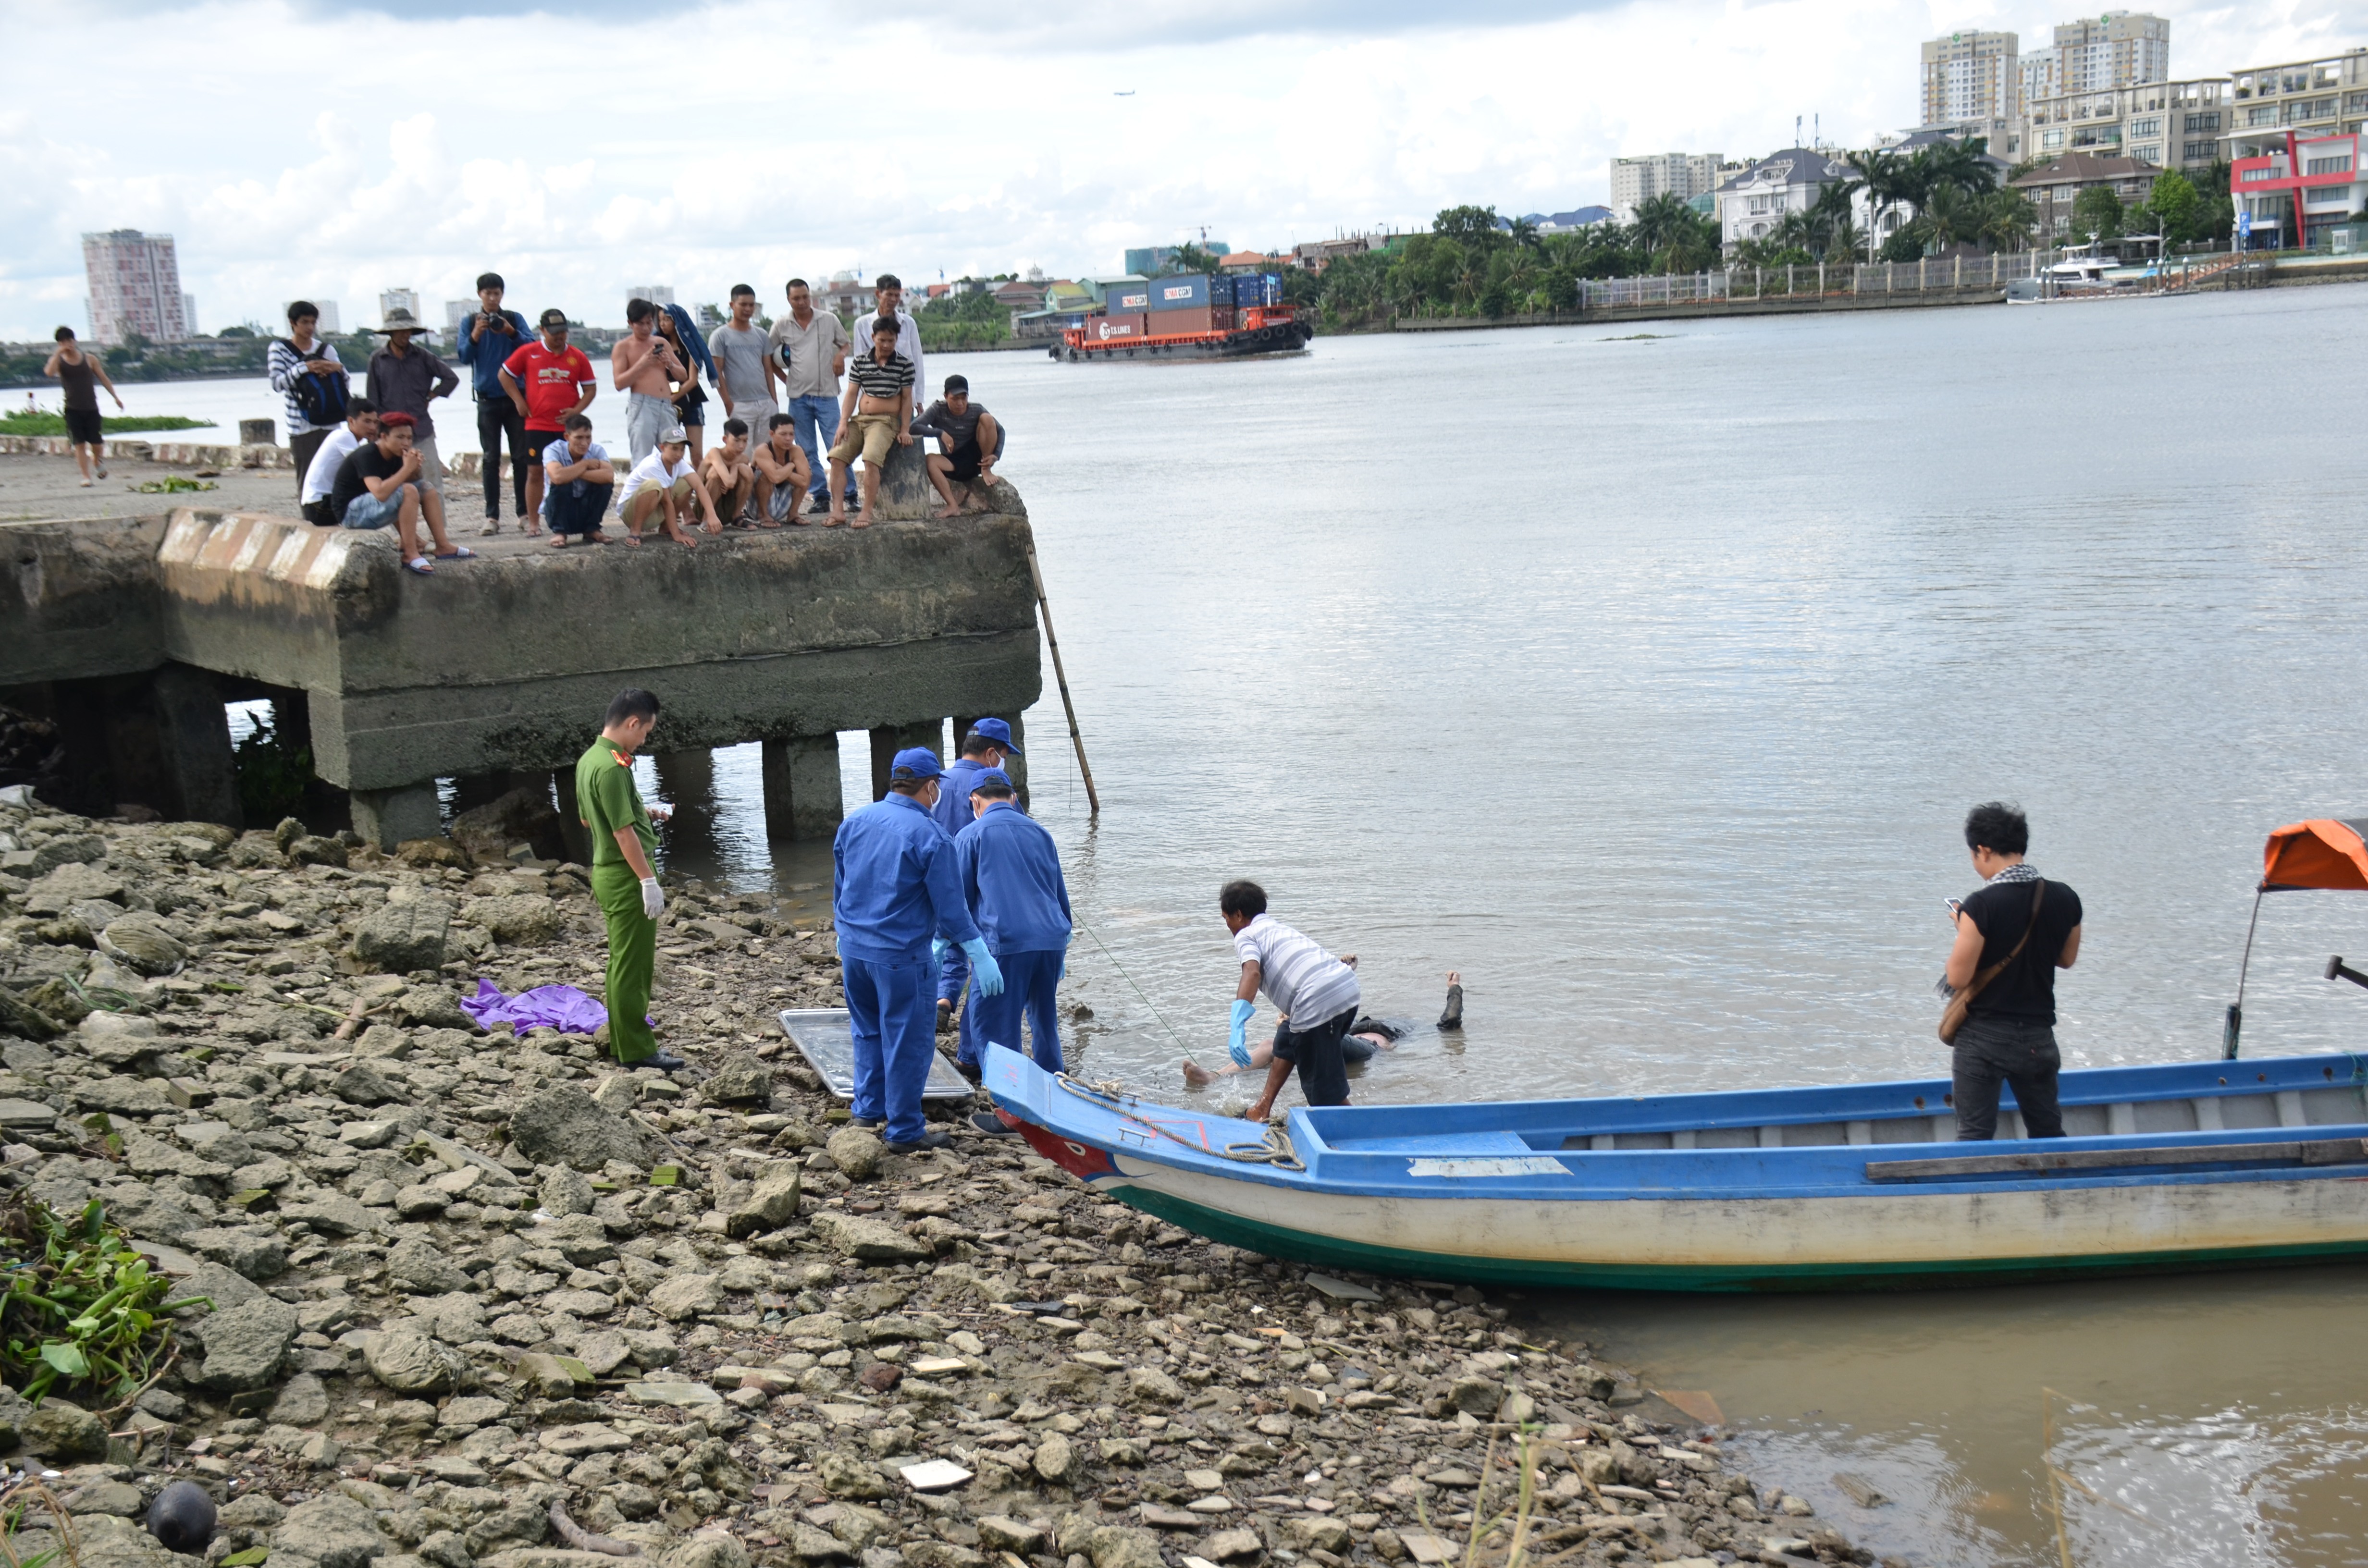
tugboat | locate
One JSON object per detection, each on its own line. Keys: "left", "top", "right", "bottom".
{"left": 1052, "top": 272, "right": 1315, "bottom": 362}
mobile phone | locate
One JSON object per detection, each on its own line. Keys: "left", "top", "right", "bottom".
{"left": 1945, "top": 897, "right": 1964, "bottom": 918}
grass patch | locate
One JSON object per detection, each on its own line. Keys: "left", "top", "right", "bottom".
{"left": 0, "top": 1190, "right": 209, "bottom": 1406}
{"left": 130, "top": 476, "right": 218, "bottom": 494}
{"left": 1, "top": 411, "right": 215, "bottom": 438}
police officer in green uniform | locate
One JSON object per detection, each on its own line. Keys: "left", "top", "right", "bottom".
{"left": 574, "top": 688, "right": 685, "bottom": 1071}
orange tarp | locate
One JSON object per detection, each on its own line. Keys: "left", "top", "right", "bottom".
{"left": 2261, "top": 819, "right": 2368, "bottom": 892}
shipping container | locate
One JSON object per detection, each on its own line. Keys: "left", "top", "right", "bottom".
{"left": 1091, "top": 313, "right": 1148, "bottom": 341}
{"left": 1145, "top": 306, "right": 1214, "bottom": 336}
{"left": 1149, "top": 275, "right": 1215, "bottom": 310}
{"left": 1103, "top": 284, "right": 1152, "bottom": 313}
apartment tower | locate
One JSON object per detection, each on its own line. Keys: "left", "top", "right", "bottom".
{"left": 1609, "top": 153, "right": 1724, "bottom": 221}
{"left": 1922, "top": 30, "right": 2021, "bottom": 125}
{"left": 81, "top": 229, "right": 189, "bottom": 347}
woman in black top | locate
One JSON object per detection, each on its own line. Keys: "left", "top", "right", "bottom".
{"left": 1942, "top": 801, "right": 2084, "bottom": 1141}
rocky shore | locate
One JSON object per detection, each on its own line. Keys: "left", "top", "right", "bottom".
{"left": 0, "top": 796, "right": 1888, "bottom": 1568}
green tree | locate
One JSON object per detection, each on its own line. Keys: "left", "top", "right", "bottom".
{"left": 1164, "top": 244, "right": 1222, "bottom": 275}
{"left": 1976, "top": 188, "right": 2040, "bottom": 252}
{"left": 2072, "top": 184, "right": 2125, "bottom": 241}
{"left": 2140, "top": 167, "right": 2201, "bottom": 241}
{"left": 1431, "top": 205, "right": 1506, "bottom": 248}
{"left": 1853, "top": 147, "right": 1915, "bottom": 259}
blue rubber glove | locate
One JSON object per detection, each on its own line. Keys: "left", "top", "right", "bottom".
{"left": 962, "top": 939, "right": 1004, "bottom": 997}
{"left": 931, "top": 938, "right": 950, "bottom": 967}
{"left": 1229, "top": 999, "right": 1257, "bottom": 1066}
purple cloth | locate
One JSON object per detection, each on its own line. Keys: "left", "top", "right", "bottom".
{"left": 460, "top": 979, "right": 615, "bottom": 1034}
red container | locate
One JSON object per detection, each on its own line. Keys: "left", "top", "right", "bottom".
{"left": 1091, "top": 314, "right": 1147, "bottom": 342}
{"left": 1145, "top": 306, "right": 1214, "bottom": 337}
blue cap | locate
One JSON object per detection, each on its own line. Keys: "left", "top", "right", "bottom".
{"left": 889, "top": 747, "right": 943, "bottom": 782}
{"left": 970, "top": 717, "right": 1022, "bottom": 754}
{"left": 972, "top": 769, "right": 1012, "bottom": 793}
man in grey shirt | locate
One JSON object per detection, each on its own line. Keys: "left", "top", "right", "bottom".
{"left": 768, "top": 278, "right": 853, "bottom": 514}
{"left": 707, "top": 285, "right": 776, "bottom": 519}
{"left": 364, "top": 306, "right": 460, "bottom": 496}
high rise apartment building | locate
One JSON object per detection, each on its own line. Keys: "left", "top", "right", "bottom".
{"left": 2025, "top": 77, "right": 2229, "bottom": 176}
{"left": 623, "top": 284, "right": 676, "bottom": 309}
{"left": 1922, "top": 30, "right": 2020, "bottom": 125}
{"left": 2052, "top": 12, "right": 2170, "bottom": 95}
{"left": 379, "top": 288, "right": 421, "bottom": 325}
{"left": 81, "top": 229, "right": 189, "bottom": 346}
{"left": 1609, "top": 153, "right": 1724, "bottom": 221}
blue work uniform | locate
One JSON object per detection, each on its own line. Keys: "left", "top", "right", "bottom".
{"left": 931, "top": 753, "right": 999, "bottom": 1061}
{"left": 832, "top": 792, "right": 982, "bottom": 1143}
{"left": 954, "top": 800, "right": 1073, "bottom": 1073}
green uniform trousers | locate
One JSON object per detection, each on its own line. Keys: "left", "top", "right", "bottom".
{"left": 592, "top": 862, "right": 658, "bottom": 1063}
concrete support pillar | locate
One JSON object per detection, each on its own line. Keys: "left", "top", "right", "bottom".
{"left": 653, "top": 749, "right": 714, "bottom": 811}
{"left": 550, "top": 768, "right": 593, "bottom": 866}
{"left": 868, "top": 722, "right": 944, "bottom": 801}
{"left": 149, "top": 663, "right": 242, "bottom": 830}
{"left": 761, "top": 735, "right": 843, "bottom": 840}
{"left": 351, "top": 784, "right": 441, "bottom": 851}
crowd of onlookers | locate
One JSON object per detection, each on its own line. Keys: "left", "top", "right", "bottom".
{"left": 259, "top": 272, "right": 1006, "bottom": 573}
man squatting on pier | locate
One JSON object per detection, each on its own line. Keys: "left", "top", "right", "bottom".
{"left": 1944, "top": 800, "right": 2083, "bottom": 1141}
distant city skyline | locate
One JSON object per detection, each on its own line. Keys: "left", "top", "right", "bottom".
{"left": 7, "top": 0, "right": 2357, "bottom": 339}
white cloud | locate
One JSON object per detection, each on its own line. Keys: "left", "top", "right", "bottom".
{"left": 3, "top": 0, "right": 2366, "bottom": 338}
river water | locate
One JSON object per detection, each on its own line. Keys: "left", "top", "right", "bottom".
{"left": 159, "top": 290, "right": 2368, "bottom": 1564}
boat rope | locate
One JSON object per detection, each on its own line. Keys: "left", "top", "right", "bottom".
{"left": 1053, "top": 1072, "right": 1305, "bottom": 1173}
{"left": 1070, "top": 914, "right": 1191, "bottom": 1057}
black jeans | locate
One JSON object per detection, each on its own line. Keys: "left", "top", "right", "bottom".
{"left": 1951, "top": 1016, "right": 2065, "bottom": 1141}
{"left": 290, "top": 428, "right": 330, "bottom": 500}
{"left": 1273, "top": 1008, "right": 1355, "bottom": 1107}
{"left": 477, "top": 396, "right": 530, "bottom": 520}
{"left": 548, "top": 482, "right": 612, "bottom": 537}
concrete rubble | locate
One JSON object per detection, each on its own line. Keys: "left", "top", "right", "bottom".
{"left": 0, "top": 797, "right": 1891, "bottom": 1568}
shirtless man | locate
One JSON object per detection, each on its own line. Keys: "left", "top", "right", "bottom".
{"left": 702, "top": 418, "right": 757, "bottom": 527}
{"left": 1183, "top": 970, "right": 1463, "bottom": 1089}
{"left": 611, "top": 298, "right": 687, "bottom": 466}
{"left": 753, "top": 413, "right": 814, "bottom": 527}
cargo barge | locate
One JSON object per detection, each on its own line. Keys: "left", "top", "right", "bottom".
{"left": 1052, "top": 271, "right": 1314, "bottom": 362}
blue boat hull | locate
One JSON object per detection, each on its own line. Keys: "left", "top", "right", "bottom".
{"left": 984, "top": 1046, "right": 2368, "bottom": 1291}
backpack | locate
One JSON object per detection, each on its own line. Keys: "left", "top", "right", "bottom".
{"left": 280, "top": 341, "right": 350, "bottom": 427}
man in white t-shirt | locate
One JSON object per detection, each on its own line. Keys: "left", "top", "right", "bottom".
{"left": 300, "top": 398, "right": 381, "bottom": 527}
{"left": 618, "top": 424, "right": 722, "bottom": 548}
{"left": 1220, "top": 879, "right": 1361, "bottom": 1119}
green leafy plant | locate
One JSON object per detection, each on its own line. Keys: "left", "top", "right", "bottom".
{"left": 0, "top": 411, "right": 213, "bottom": 438}
{"left": 129, "top": 476, "right": 218, "bottom": 494}
{"left": 0, "top": 1192, "right": 209, "bottom": 1405}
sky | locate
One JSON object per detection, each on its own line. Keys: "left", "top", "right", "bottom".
{"left": 1, "top": 0, "right": 2359, "bottom": 340}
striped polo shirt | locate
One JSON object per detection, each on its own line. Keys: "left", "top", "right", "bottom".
{"left": 847, "top": 350, "right": 914, "bottom": 403}
{"left": 1233, "top": 914, "right": 1360, "bottom": 1029}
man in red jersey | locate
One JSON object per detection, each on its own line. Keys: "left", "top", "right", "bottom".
{"left": 498, "top": 308, "right": 598, "bottom": 529}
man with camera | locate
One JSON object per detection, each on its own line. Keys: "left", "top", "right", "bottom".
{"left": 454, "top": 272, "right": 533, "bottom": 533}
{"left": 1941, "top": 801, "right": 2084, "bottom": 1141}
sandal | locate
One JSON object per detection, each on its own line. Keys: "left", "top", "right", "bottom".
{"left": 435, "top": 546, "right": 477, "bottom": 560}
{"left": 403, "top": 557, "right": 435, "bottom": 575}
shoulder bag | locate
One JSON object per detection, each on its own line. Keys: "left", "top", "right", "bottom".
{"left": 1938, "top": 880, "right": 2046, "bottom": 1045}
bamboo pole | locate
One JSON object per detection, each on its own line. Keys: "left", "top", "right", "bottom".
{"left": 1024, "top": 540, "right": 1100, "bottom": 817}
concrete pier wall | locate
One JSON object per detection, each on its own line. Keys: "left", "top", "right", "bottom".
{"left": 0, "top": 485, "right": 1045, "bottom": 845}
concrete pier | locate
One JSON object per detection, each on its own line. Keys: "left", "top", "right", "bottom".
{"left": 0, "top": 476, "right": 1044, "bottom": 847}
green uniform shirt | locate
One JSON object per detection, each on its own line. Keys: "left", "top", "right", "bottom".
{"left": 575, "top": 736, "right": 656, "bottom": 868}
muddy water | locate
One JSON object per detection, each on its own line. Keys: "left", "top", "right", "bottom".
{"left": 1543, "top": 1263, "right": 2368, "bottom": 1566}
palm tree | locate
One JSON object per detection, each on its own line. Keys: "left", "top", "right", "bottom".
{"left": 1924, "top": 137, "right": 1998, "bottom": 199}
{"left": 1509, "top": 216, "right": 1542, "bottom": 251}
{"left": 1852, "top": 148, "right": 1913, "bottom": 260}
{"left": 1975, "top": 188, "right": 2039, "bottom": 253}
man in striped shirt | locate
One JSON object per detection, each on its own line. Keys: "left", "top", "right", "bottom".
{"left": 825, "top": 318, "right": 914, "bottom": 528}
{"left": 1222, "top": 880, "right": 1362, "bottom": 1118}
{"left": 268, "top": 301, "right": 349, "bottom": 500}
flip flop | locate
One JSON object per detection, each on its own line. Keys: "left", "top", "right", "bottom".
{"left": 403, "top": 557, "right": 435, "bottom": 576}
{"left": 435, "top": 546, "right": 477, "bottom": 560}
{"left": 620, "top": 535, "right": 641, "bottom": 549}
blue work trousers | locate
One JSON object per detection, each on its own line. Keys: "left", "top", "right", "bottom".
{"left": 972, "top": 949, "right": 1064, "bottom": 1074}
{"left": 842, "top": 953, "right": 936, "bottom": 1144}
{"left": 937, "top": 945, "right": 988, "bottom": 1066}
{"left": 790, "top": 395, "right": 858, "bottom": 501}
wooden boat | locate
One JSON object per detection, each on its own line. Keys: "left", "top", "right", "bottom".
{"left": 984, "top": 1044, "right": 2368, "bottom": 1292}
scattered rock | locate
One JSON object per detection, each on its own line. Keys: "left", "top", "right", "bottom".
{"left": 810, "top": 1211, "right": 929, "bottom": 1262}
{"left": 20, "top": 1398, "right": 105, "bottom": 1459}
{"left": 510, "top": 1085, "right": 652, "bottom": 1171}
{"left": 351, "top": 896, "right": 452, "bottom": 973}
{"left": 824, "top": 1126, "right": 884, "bottom": 1179}
{"left": 185, "top": 1296, "right": 298, "bottom": 1390}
